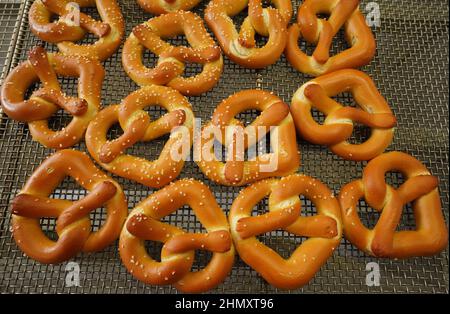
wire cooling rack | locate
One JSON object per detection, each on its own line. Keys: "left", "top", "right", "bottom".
{"left": 0, "top": 0, "right": 448, "bottom": 294}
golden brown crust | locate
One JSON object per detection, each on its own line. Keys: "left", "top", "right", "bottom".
{"left": 195, "top": 89, "right": 300, "bottom": 186}
{"left": 119, "top": 178, "right": 235, "bottom": 293}
{"left": 205, "top": 0, "right": 292, "bottom": 68}
{"left": 10, "top": 149, "right": 128, "bottom": 264}
{"left": 339, "top": 151, "right": 448, "bottom": 258}
{"left": 285, "top": 0, "right": 376, "bottom": 76}
{"left": 0, "top": 46, "right": 104, "bottom": 149}
{"left": 122, "top": 11, "right": 223, "bottom": 96}
{"left": 229, "top": 174, "right": 342, "bottom": 289}
{"left": 137, "top": 0, "right": 202, "bottom": 15}
{"left": 29, "top": 0, "right": 124, "bottom": 61}
{"left": 86, "top": 85, "right": 194, "bottom": 188}
{"left": 291, "top": 69, "right": 396, "bottom": 161}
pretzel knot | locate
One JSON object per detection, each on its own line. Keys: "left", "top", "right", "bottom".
{"left": 339, "top": 152, "right": 448, "bottom": 259}
{"left": 0, "top": 46, "right": 104, "bottom": 149}
{"left": 122, "top": 11, "right": 223, "bottom": 96}
{"left": 291, "top": 69, "right": 396, "bottom": 161}
{"left": 285, "top": 0, "right": 375, "bottom": 76}
{"left": 86, "top": 85, "right": 194, "bottom": 188}
{"left": 9, "top": 149, "right": 128, "bottom": 264}
{"left": 195, "top": 89, "right": 300, "bottom": 186}
{"left": 229, "top": 174, "right": 342, "bottom": 289}
{"left": 29, "top": 0, "right": 124, "bottom": 61}
{"left": 205, "top": 0, "right": 292, "bottom": 68}
{"left": 119, "top": 179, "right": 235, "bottom": 293}
{"left": 137, "top": 0, "right": 202, "bottom": 15}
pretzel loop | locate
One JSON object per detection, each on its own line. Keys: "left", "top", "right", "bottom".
{"left": 285, "top": 0, "right": 376, "bottom": 76}
{"left": 137, "top": 0, "right": 202, "bottom": 15}
{"left": 29, "top": 0, "right": 124, "bottom": 61}
{"left": 339, "top": 152, "right": 448, "bottom": 258}
{"left": 10, "top": 149, "right": 128, "bottom": 264}
{"left": 205, "top": 0, "right": 292, "bottom": 68}
{"left": 291, "top": 69, "right": 396, "bottom": 161}
{"left": 1, "top": 47, "right": 104, "bottom": 149}
{"left": 86, "top": 85, "right": 194, "bottom": 188}
{"left": 119, "top": 179, "right": 235, "bottom": 293}
{"left": 229, "top": 174, "right": 342, "bottom": 289}
{"left": 196, "top": 90, "right": 300, "bottom": 186}
{"left": 122, "top": 11, "right": 223, "bottom": 96}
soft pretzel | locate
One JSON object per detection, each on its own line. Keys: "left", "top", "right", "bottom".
{"left": 229, "top": 174, "right": 342, "bottom": 289}
{"left": 205, "top": 0, "right": 292, "bottom": 68}
{"left": 86, "top": 85, "right": 194, "bottom": 188}
{"left": 29, "top": 0, "right": 124, "bottom": 61}
{"left": 339, "top": 152, "right": 448, "bottom": 258}
{"left": 0, "top": 46, "right": 104, "bottom": 149}
{"left": 290, "top": 69, "right": 396, "bottom": 161}
{"left": 195, "top": 89, "right": 300, "bottom": 186}
{"left": 285, "top": 0, "right": 375, "bottom": 76}
{"left": 122, "top": 11, "right": 223, "bottom": 96}
{"left": 9, "top": 149, "right": 128, "bottom": 264}
{"left": 137, "top": 0, "right": 202, "bottom": 15}
{"left": 119, "top": 179, "right": 235, "bottom": 293}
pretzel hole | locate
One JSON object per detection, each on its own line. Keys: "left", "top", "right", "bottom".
{"left": 297, "top": 26, "right": 349, "bottom": 57}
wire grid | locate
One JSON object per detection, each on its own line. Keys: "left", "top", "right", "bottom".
{"left": 0, "top": 0, "right": 448, "bottom": 294}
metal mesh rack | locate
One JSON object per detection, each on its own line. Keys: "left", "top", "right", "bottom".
{"left": 0, "top": 0, "right": 448, "bottom": 293}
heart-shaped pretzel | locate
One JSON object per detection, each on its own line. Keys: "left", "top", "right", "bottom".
{"left": 86, "top": 85, "right": 194, "bottom": 188}
{"left": 285, "top": 0, "right": 375, "bottom": 76}
{"left": 119, "top": 179, "right": 235, "bottom": 293}
{"left": 137, "top": 0, "right": 202, "bottom": 15}
{"left": 229, "top": 174, "right": 342, "bottom": 289}
{"left": 10, "top": 149, "right": 128, "bottom": 264}
{"left": 205, "top": 0, "right": 292, "bottom": 68}
{"left": 339, "top": 152, "right": 448, "bottom": 258}
{"left": 29, "top": 0, "right": 124, "bottom": 61}
{"left": 291, "top": 69, "right": 396, "bottom": 161}
{"left": 0, "top": 46, "right": 104, "bottom": 149}
{"left": 195, "top": 89, "right": 300, "bottom": 186}
{"left": 122, "top": 11, "right": 223, "bottom": 96}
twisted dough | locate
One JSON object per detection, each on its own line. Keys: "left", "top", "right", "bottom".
{"left": 10, "top": 149, "right": 128, "bottom": 264}
{"left": 86, "top": 85, "right": 194, "bottom": 188}
{"left": 119, "top": 179, "right": 235, "bottom": 293}
{"left": 291, "top": 69, "right": 396, "bottom": 161}
{"left": 205, "top": 0, "right": 292, "bottom": 68}
{"left": 123, "top": 11, "right": 223, "bottom": 96}
{"left": 195, "top": 89, "right": 300, "bottom": 186}
{"left": 1, "top": 46, "right": 104, "bottom": 149}
{"left": 29, "top": 0, "right": 124, "bottom": 61}
{"left": 339, "top": 152, "right": 448, "bottom": 258}
{"left": 285, "top": 0, "right": 375, "bottom": 76}
{"left": 229, "top": 174, "right": 342, "bottom": 289}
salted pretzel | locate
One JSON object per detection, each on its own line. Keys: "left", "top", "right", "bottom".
{"left": 9, "top": 149, "right": 128, "bottom": 264}
{"left": 285, "top": 0, "right": 375, "bottom": 76}
{"left": 229, "top": 174, "right": 342, "bottom": 289}
{"left": 0, "top": 46, "right": 104, "bottom": 149}
{"left": 86, "top": 85, "right": 194, "bottom": 188}
{"left": 195, "top": 89, "right": 300, "bottom": 186}
{"left": 137, "top": 0, "right": 202, "bottom": 15}
{"left": 119, "top": 179, "right": 234, "bottom": 293}
{"left": 291, "top": 69, "right": 396, "bottom": 161}
{"left": 339, "top": 152, "right": 448, "bottom": 259}
{"left": 205, "top": 0, "right": 292, "bottom": 68}
{"left": 29, "top": 0, "right": 124, "bottom": 61}
{"left": 122, "top": 11, "right": 223, "bottom": 96}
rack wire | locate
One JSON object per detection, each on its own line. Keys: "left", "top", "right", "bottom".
{"left": 0, "top": 0, "right": 448, "bottom": 293}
